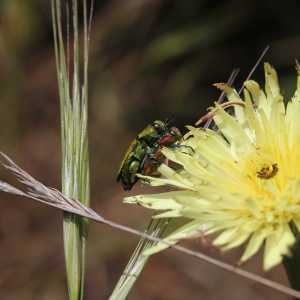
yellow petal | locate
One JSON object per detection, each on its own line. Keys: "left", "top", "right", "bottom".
{"left": 263, "top": 226, "right": 295, "bottom": 270}
{"left": 214, "top": 107, "right": 253, "bottom": 154}
{"left": 223, "top": 231, "right": 251, "bottom": 250}
{"left": 264, "top": 63, "right": 281, "bottom": 100}
{"left": 240, "top": 228, "right": 269, "bottom": 262}
{"left": 213, "top": 227, "right": 239, "bottom": 246}
{"left": 124, "top": 194, "right": 181, "bottom": 210}
{"left": 244, "top": 80, "right": 269, "bottom": 115}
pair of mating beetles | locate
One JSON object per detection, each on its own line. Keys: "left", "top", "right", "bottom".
{"left": 117, "top": 120, "right": 184, "bottom": 190}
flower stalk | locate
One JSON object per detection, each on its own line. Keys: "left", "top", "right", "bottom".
{"left": 109, "top": 218, "right": 170, "bottom": 300}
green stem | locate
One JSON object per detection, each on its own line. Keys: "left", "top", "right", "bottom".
{"left": 52, "top": 0, "right": 91, "bottom": 299}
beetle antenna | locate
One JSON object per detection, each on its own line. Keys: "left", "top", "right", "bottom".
{"left": 165, "top": 116, "right": 175, "bottom": 126}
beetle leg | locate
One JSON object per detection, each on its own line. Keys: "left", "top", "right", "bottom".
{"left": 140, "top": 147, "right": 163, "bottom": 177}
{"left": 140, "top": 152, "right": 150, "bottom": 171}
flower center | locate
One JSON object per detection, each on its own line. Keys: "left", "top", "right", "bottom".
{"left": 256, "top": 163, "right": 278, "bottom": 180}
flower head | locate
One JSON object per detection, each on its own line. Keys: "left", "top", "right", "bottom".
{"left": 125, "top": 63, "right": 300, "bottom": 270}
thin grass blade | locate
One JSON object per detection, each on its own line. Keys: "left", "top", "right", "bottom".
{"left": 51, "top": 1, "right": 91, "bottom": 299}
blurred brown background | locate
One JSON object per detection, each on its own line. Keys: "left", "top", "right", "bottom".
{"left": 0, "top": 0, "right": 299, "bottom": 299}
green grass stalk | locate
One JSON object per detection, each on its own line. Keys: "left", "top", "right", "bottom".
{"left": 51, "top": 1, "right": 91, "bottom": 299}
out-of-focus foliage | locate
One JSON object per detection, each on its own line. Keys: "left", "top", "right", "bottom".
{"left": 0, "top": 0, "right": 299, "bottom": 299}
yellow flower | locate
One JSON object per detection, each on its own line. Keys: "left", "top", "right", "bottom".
{"left": 125, "top": 63, "right": 300, "bottom": 270}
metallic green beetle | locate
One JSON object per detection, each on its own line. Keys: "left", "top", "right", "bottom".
{"left": 117, "top": 120, "right": 182, "bottom": 190}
